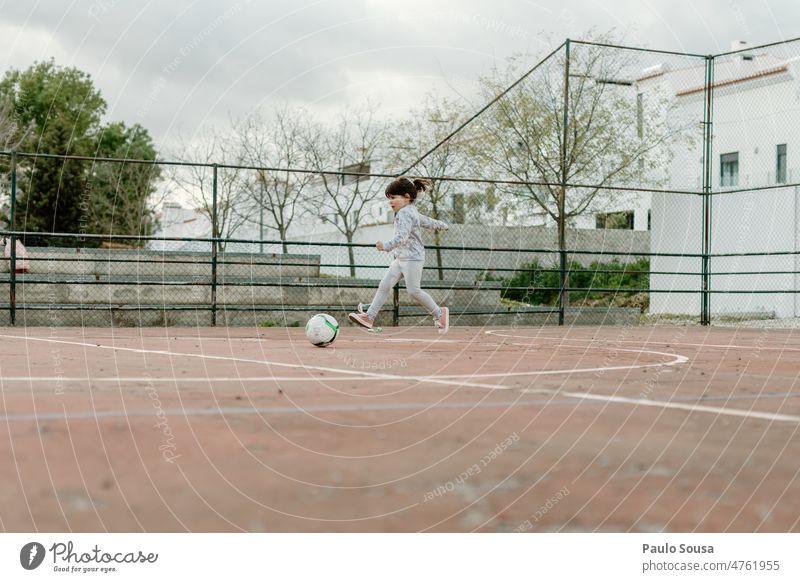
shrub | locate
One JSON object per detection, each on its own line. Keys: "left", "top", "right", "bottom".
{"left": 495, "top": 257, "right": 650, "bottom": 306}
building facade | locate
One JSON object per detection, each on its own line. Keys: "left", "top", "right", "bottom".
{"left": 645, "top": 43, "right": 800, "bottom": 317}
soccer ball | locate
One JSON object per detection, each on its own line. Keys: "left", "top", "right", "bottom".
{"left": 305, "top": 313, "right": 339, "bottom": 347}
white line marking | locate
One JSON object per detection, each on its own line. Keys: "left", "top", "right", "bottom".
{"left": 485, "top": 330, "right": 800, "bottom": 352}
{"left": 0, "top": 334, "right": 520, "bottom": 392}
{"left": 352, "top": 337, "right": 688, "bottom": 378}
{"left": 380, "top": 338, "right": 468, "bottom": 344}
{"left": 0, "top": 333, "right": 687, "bottom": 382}
{"left": 0, "top": 376, "right": 375, "bottom": 382}
{"left": 435, "top": 348, "right": 687, "bottom": 378}
{"left": 483, "top": 330, "right": 800, "bottom": 425}
{"left": 562, "top": 391, "right": 800, "bottom": 424}
{"left": 5, "top": 331, "right": 796, "bottom": 424}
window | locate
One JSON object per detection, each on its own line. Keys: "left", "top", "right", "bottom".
{"left": 776, "top": 144, "right": 787, "bottom": 184}
{"left": 595, "top": 211, "right": 634, "bottom": 230}
{"left": 720, "top": 152, "right": 739, "bottom": 187}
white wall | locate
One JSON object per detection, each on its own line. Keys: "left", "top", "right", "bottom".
{"left": 650, "top": 191, "right": 704, "bottom": 315}
{"left": 709, "top": 186, "right": 799, "bottom": 317}
{"left": 650, "top": 63, "right": 800, "bottom": 317}
{"left": 653, "top": 187, "right": 799, "bottom": 318}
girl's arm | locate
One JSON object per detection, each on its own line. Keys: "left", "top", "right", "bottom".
{"left": 418, "top": 213, "right": 449, "bottom": 231}
{"left": 381, "top": 209, "right": 415, "bottom": 252}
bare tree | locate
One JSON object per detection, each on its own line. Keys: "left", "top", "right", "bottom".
{"left": 169, "top": 127, "right": 248, "bottom": 250}
{"left": 232, "top": 105, "right": 313, "bottom": 253}
{"left": 477, "top": 35, "right": 690, "bottom": 302}
{"left": 388, "top": 94, "right": 477, "bottom": 279}
{"left": 303, "top": 103, "right": 388, "bottom": 277}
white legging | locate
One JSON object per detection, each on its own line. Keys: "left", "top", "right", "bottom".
{"left": 367, "top": 259, "right": 441, "bottom": 320}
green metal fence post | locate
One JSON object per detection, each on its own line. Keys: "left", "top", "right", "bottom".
{"left": 392, "top": 283, "right": 400, "bottom": 327}
{"left": 211, "top": 163, "right": 218, "bottom": 326}
{"left": 9, "top": 151, "right": 17, "bottom": 326}
{"left": 700, "top": 55, "right": 715, "bottom": 326}
{"left": 558, "top": 39, "right": 571, "bottom": 326}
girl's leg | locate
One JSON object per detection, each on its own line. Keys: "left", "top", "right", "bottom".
{"left": 399, "top": 260, "right": 442, "bottom": 318}
{"left": 366, "top": 260, "right": 404, "bottom": 320}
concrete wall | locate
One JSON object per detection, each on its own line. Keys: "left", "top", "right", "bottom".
{"left": 0, "top": 246, "right": 321, "bottom": 279}
{"left": 0, "top": 243, "right": 642, "bottom": 327}
{"left": 291, "top": 223, "right": 650, "bottom": 281}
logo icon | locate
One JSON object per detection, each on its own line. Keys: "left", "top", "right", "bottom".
{"left": 20, "top": 542, "right": 46, "bottom": 570}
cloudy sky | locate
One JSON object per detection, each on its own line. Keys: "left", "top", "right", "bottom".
{"left": 1, "top": 0, "right": 797, "bottom": 151}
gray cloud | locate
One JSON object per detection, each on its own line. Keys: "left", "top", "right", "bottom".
{"left": 1, "top": 0, "right": 798, "bottom": 149}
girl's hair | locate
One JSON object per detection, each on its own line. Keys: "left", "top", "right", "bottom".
{"left": 385, "top": 177, "right": 431, "bottom": 201}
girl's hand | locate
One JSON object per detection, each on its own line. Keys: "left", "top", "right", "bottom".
{"left": 376, "top": 241, "right": 384, "bottom": 251}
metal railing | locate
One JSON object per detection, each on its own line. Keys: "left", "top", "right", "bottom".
{"left": 1, "top": 226, "right": 795, "bottom": 326}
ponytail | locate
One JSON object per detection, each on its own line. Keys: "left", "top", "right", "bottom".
{"left": 410, "top": 178, "right": 431, "bottom": 193}
{"left": 385, "top": 176, "right": 432, "bottom": 200}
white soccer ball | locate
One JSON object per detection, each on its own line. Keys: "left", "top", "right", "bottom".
{"left": 305, "top": 313, "right": 339, "bottom": 347}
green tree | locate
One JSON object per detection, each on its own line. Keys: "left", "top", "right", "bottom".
{"left": 0, "top": 96, "right": 32, "bottom": 150}
{"left": 0, "top": 60, "right": 160, "bottom": 246}
{"left": 475, "top": 35, "right": 688, "bottom": 304}
{"left": 86, "top": 121, "right": 161, "bottom": 239}
{"left": 0, "top": 60, "right": 105, "bottom": 239}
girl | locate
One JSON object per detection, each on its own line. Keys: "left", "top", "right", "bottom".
{"left": 349, "top": 177, "right": 450, "bottom": 333}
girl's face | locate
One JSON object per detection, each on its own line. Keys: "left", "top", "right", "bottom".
{"left": 388, "top": 194, "right": 412, "bottom": 212}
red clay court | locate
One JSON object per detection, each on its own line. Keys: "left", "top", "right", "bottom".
{"left": 1, "top": 324, "right": 798, "bottom": 532}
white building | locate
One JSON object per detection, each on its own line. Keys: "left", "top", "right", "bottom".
{"left": 645, "top": 42, "right": 800, "bottom": 317}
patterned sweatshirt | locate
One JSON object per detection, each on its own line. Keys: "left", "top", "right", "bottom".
{"left": 382, "top": 204, "right": 449, "bottom": 260}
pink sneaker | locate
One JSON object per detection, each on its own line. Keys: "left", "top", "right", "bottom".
{"left": 348, "top": 312, "right": 374, "bottom": 330}
{"left": 434, "top": 306, "right": 449, "bottom": 334}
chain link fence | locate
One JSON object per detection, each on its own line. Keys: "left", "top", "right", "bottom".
{"left": 1, "top": 37, "right": 800, "bottom": 327}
